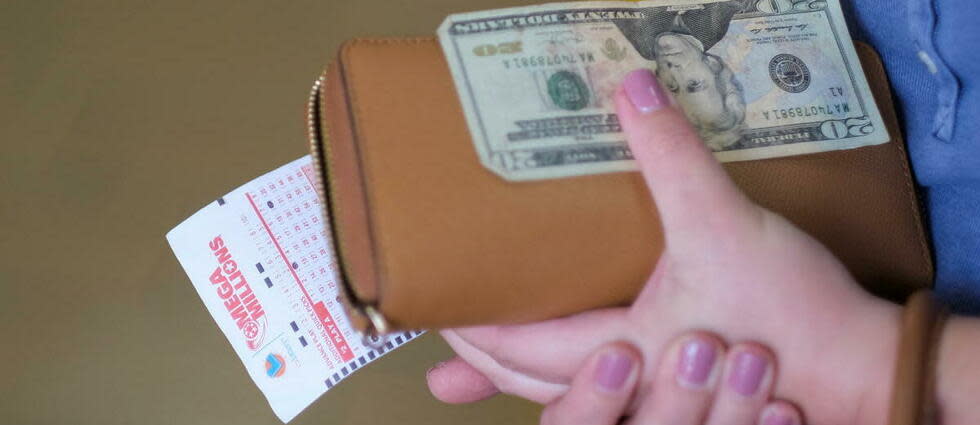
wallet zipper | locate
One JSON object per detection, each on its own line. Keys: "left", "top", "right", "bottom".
{"left": 306, "top": 72, "right": 390, "bottom": 344}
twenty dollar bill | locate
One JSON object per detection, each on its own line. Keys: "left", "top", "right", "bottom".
{"left": 438, "top": 0, "right": 888, "bottom": 181}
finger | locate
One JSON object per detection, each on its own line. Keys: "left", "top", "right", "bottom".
{"left": 703, "top": 343, "right": 776, "bottom": 425}
{"left": 615, "top": 69, "right": 756, "bottom": 246}
{"left": 441, "top": 329, "right": 569, "bottom": 404}
{"left": 758, "top": 400, "right": 804, "bottom": 425}
{"left": 426, "top": 356, "right": 500, "bottom": 404}
{"left": 451, "top": 307, "right": 633, "bottom": 386}
{"left": 626, "top": 332, "right": 725, "bottom": 425}
{"left": 540, "top": 343, "right": 641, "bottom": 425}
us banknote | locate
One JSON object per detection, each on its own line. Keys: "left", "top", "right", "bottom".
{"left": 438, "top": 0, "right": 888, "bottom": 181}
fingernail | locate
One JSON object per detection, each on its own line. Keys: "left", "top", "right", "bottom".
{"left": 426, "top": 361, "right": 446, "bottom": 376}
{"left": 594, "top": 352, "right": 634, "bottom": 392}
{"left": 762, "top": 409, "right": 795, "bottom": 425}
{"left": 729, "top": 352, "right": 768, "bottom": 396}
{"left": 623, "top": 69, "right": 670, "bottom": 114}
{"left": 675, "top": 337, "right": 716, "bottom": 388}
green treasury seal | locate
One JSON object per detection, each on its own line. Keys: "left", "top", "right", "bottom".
{"left": 547, "top": 70, "right": 590, "bottom": 111}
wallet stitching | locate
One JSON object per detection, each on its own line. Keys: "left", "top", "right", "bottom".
{"left": 348, "top": 36, "right": 437, "bottom": 45}
{"left": 859, "top": 43, "right": 934, "bottom": 284}
{"left": 891, "top": 128, "right": 934, "bottom": 284}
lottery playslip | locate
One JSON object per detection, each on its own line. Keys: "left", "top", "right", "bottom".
{"left": 166, "top": 156, "right": 422, "bottom": 423}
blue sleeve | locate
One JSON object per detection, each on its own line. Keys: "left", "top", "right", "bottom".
{"left": 843, "top": 0, "right": 980, "bottom": 313}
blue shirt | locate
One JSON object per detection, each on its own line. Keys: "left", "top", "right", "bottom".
{"left": 843, "top": 0, "right": 980, "bottom": 312}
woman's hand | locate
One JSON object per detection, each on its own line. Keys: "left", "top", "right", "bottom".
{"left": 536, "top": 333, "right": 803, "bottom": 425}
{"left": 426, "top": 69, "right": 901, "bottom": 425}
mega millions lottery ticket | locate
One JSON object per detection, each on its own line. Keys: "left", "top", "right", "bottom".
{"left": 166, "top": 155, "right": 422, "bottom": 422}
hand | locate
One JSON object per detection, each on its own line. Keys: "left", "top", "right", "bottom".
{"left": 536, "top": 333, "right": 803, "bottom": 425}
{"left": 427, "top": 69, "right": 901, "bottom": 425}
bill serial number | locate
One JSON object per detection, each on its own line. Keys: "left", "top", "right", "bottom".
{"left": 762, "top": 102, "right": 852, "bottom": 121}
{"left": 502, "top": 52, "right": 596, "bottom": 69}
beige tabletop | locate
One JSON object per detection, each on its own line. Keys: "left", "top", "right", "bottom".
{"left": 0, "top": 1, "right": 546, "bottom": 424}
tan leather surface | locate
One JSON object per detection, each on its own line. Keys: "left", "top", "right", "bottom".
{"left": 321, "top": 38, "right": 933, "bottom": 330}
{"left": 325, "top": 61, "right": 381, "bottom": 304}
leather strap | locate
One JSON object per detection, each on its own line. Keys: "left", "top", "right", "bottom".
{"left": 888, "top": 290, "right": 947, "bottom": 425}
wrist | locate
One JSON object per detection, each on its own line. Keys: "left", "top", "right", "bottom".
{"left": 778, "top": 292, "right": 901, "bottom": 425}
{"left": 772, "top": 292, "right": 901, "bottom": 425}
{"left": 849, "top": 295, "right": 902, "bottom": 425}
{"left": 933, "top": 316, "right": 980, "bottom": 425}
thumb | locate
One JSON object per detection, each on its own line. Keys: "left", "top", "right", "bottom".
{"left": 615, "top": 69, "right": 755, "bottom": 248}
{"left": 426, "top": 356, "right": 500, "bottom": 404}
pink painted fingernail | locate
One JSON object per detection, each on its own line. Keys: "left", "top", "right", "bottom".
{"left": 623, "top": 69, "right": 670, "bottom": 114}
{"left": 676, "top": 338, "right": 716, "bottom": 387}
{"left": 763, "top": 409, "right": 795, "bottom": 425}
{"left": 426, "top": 361, "right": 446, "bottom": 376}
{"left": 595, "top": 352, "right": 634, "bottom": 392}
{"left": 729, "top": 352, "right": 768, "bottom": 396}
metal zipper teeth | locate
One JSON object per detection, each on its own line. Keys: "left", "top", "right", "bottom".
{"left": 305, "top": 74, "right": 363, "bottom": 321}
{"left": 307, "top": 71, "right": 391, "bottom": 344}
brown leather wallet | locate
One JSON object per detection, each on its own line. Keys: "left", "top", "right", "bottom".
{"left": 307, "top": 37, "right": 933, "bottom": 333}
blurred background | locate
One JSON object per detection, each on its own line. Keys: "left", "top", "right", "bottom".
{"left": 0, "top": 1, "right": 549, "bottom": 424}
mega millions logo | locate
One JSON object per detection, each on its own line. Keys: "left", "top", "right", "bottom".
{"left": 208, "top": 236, "right": 268, "bottom": 350}
{"left": 265, "top": 353, "right": 286, "bottom": 378}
